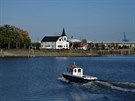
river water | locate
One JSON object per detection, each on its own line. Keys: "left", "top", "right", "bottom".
{"left": 0, "top": 55, "right": 135, "bottom": 101}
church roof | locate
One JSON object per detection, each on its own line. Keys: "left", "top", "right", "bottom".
{"left": 41, "top": 36, "right": 59, "bottom": 42}
{"left": 41, "top": 28, "right": 67, "bottom": 42}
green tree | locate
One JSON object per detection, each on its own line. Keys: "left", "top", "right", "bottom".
{"left": 0, "top": 24, "right": 31, "bottom": 49}
{"left": 81, "top": 39, "right": 87, "bottom": 46}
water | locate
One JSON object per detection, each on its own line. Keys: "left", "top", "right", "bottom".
{"left": 0, "top": 55, "right": 135, "bottom": 101}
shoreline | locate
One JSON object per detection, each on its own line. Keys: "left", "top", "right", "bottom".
{"left": 0, "top": 49, "right": 134, "bottom": 58}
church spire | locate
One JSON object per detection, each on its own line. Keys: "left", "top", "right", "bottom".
{"left": 61, "top": 28, "right": 66, "bottom": 36}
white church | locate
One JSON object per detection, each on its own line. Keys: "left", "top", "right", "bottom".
{"left": 41, "top": 28, "right": 69, "bottom": 49}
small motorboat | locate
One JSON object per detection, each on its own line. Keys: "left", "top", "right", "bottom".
{"left": 62, "top": 62, "right": 98, "bottom": 83}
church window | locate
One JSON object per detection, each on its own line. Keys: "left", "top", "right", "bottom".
{"left": 58, "top": 45, "right": 62, "bottom": 47}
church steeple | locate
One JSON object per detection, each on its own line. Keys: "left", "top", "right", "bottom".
{"left": 61, "top": 28, "right": 66, "bottom": 36}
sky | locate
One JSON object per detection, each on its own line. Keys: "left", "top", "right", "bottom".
{"left": 0, "top": 0, "right": 135, "bottom": 42}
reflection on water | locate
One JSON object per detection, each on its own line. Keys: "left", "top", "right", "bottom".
{"left": 55, "top": 57, "right": 69, "bottom": 60}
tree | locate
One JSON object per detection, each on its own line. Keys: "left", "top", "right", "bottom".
{"left": 81, "top": 39, "right": 87, "bottom": 46}
{"left": 0, "top": 24, "right": 31, "bottom": 49}
{"left": 95, "top": 43, "right": 99, "bottom": 50}
{"left": 101, "top": 43, "right": 105, "bottom": 50}
{"left": 21, "top": 31, "right": 31, "bottom": 48}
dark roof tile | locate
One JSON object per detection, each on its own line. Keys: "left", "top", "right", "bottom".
{"left": 41, "top": 36, "right": 59, "bottom": 42}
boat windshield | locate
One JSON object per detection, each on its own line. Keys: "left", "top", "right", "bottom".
{"left": 67, "top": 67, "right": 73, "bottom": 73}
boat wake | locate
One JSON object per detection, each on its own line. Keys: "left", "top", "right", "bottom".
{"left": 82, "top": 80, "right": 135, "bottom": 93}
{"left": 58, "top": 77, "right": 70, "bottom": 83}
{"left": 58, "top": 77, "right": 135, "bottom": 93}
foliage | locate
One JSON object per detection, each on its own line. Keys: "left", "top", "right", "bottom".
{"left": 70, "top": 42, "right": 80, "bottom": 49}
{"left": 31, "top": 42, "right": 41, "bottom": 50}
{"left": 81, "top": 39, "right": 87, "bottom": 46}
{"left": 0, "top": 24, "right": 31, "bottom": 49}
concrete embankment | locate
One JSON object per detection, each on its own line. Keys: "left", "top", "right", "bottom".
{"left": 0, "top": 49, "right": 135, "bottom": 57}
{"left": 0, "top": 49, "right": 99, "bottom": 57}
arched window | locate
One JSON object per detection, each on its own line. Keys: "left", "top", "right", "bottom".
{"left": 74, "top": 69, "right": 76, "bottom": 72}
{"left": 64, "top": 38, "right": 67, "bottom": 40}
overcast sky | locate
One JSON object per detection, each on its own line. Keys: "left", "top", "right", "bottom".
{"left": 1, "top": 0, "right": 135, "bottom": 42}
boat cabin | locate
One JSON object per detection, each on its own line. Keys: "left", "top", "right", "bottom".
{"left": 63, "top": 63, "right": 98, "bottom": 83}
{"left": 67, "top": 65, "right": 83, "bottom": 77}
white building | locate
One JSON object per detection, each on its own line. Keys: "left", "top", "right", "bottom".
{"left": 41, "top": 28, "right": 69, "bottom": 49}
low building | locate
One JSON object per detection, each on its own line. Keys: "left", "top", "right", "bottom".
{"left": 41, "top": 28, "right": 69, "bottom": 49}
{"left": 88, "top": 41, "right": 135, "bottom": 50}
